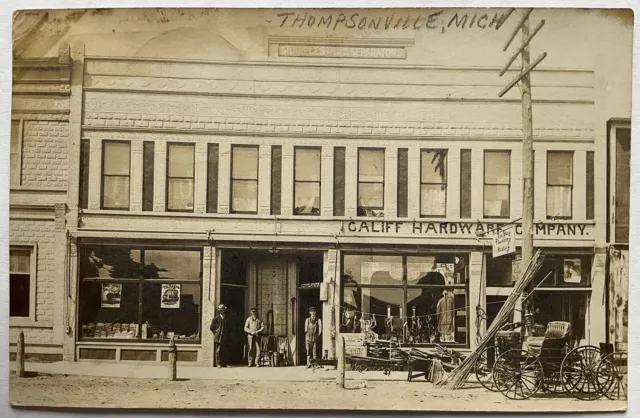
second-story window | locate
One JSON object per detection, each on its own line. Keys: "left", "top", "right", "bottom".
{"left": 294, "top": 147, "right": 321, "bottom": 215}
{"left": 484, "top": 150, "right": 510, "bottom": 218}
{"left": 547, "top": 151, "right": 573, "bottom": 219}
{"left": 358, "top": 148, "right": 385, "bottom": 216}
{"left": 102, "top": 141, "right": 131, "bottom": 210}
{"left": 166, "top": 143, "right": 195, "bottom": 212}
{"left": 231, "top": 145, "right": 259, "bottom": 214}
{"left": 420, "top": 150, "right": 447, "bottom": 217}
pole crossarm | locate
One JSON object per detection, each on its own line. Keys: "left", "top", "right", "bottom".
{"left": 503, "top": 8, "right": 533, "bottom": 51}
{"left": 496, "top": 8, "right": 516, "bottom": 30}
{"left": 498, "top": 52, "right": 547, "bottom": 98}
{"left": 500, "top": 20, "right": 546, "bottom": 77}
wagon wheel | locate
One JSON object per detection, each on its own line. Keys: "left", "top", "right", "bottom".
{"left": 475, "top": 346, "right": 498, "bottom": 392}
{"left": 541, "top": 369, "right": 564, "bottom": 393}
{"left": 492, "top": 349, "right": 543, "bottom": 400}
{"left": 601, "top": 352, "right": 627, "bottom": 401}
{"left": 560, "top": 345, "right": 610, "bottom": 401}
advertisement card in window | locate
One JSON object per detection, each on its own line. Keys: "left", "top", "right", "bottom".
{"left": 161, "top": 284, "right": 181, "bottom": 308}
{"left": 563, "top": 259, "right": 582, "bottom": 283}
{"left": 101, "top": 283, "right": 122, "bottom": 308}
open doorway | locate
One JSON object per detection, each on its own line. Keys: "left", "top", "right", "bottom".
{"left": 220, "top": 250, "right": 248, "bottom": 366}
{"left": 297, "top": 253, "right": 324, "bottom": 365}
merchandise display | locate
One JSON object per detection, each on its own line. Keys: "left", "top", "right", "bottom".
{"left": 80, "top": 322, "right": 198, "bottom": 340}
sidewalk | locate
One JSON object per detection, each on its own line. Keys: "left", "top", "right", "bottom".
{"left": 9, "top": 361, "right": 412, "bottom": 382}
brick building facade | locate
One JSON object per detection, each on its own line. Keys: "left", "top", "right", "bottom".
{"left": 9, "top": 9, "right": 632, "bottom": 367}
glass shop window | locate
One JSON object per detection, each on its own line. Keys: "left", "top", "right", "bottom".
{"left": 294, "top": 147, "right": 321, "bottom": 215}
{"left": 78, "top": 247, "right": 202, "bottom": 343}
{"left": 486, "top": 253, "right": 518, "bottom": 287}
{"left": 341, "top": 254, "right": 469, "bottom": 347}
{"left": 357, "top": 148, "right": 385, "bottom": 216}
{"left": 538, "top": 255, "right": 591, "bottom": 287}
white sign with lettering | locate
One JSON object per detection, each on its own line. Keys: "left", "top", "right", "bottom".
{"left": 493, "top": 227, "right": 516, "bottom": 258}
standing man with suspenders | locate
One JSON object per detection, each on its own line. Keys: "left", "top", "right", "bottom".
{"left": 244, "top": 307, "right": 265, "bottom": 367}
{"left": 304, "top": 307, "right": 322, "bottom": 368}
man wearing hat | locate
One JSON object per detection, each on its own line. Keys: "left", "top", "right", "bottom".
{"left": 244, "top": 307, "right": 265, "bottom": 367}
{"left": 304, "top": 307, "right": 322, "bottom": 368}
{"left": 210, "top": 304, "right": 230, "bottom": 367}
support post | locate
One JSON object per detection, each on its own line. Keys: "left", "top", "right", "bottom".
{"left": 16, "top": 331, "right": 25, "bottom": 378}
{"left": 336, "top": 335, "right": 345, "bottom": 388}
{"left": 167, "top": 337, "right": 177, "bottom": 381}
{"left": 520, "top": 15, "right": 535, "bottom": 339}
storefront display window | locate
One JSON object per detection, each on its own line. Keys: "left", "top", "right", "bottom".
{"left": 539, "top": 255, "right": 591, "bottom": 287}
{"left": 342, "top": 253, "right": 468, "bottom": 346}
{"left": 78, "top": 246, "right": 202, "bottom": 343}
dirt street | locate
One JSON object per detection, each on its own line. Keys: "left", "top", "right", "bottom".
{"left": 9, "top": 374, "right": 625, "bottom": 412}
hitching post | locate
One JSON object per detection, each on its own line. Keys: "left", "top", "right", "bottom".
{"left": 16, "top": 331, "right": 25, "bottom": 378}
{"left": 336, "top": 335, "right": 345, "bottom": 388}
{"left": 167, "top": 336, "right": 177, "bottom": 381}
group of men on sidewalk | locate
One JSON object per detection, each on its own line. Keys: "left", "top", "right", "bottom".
{"left": 210, "top": 304, "right": 322, "bottom": 368}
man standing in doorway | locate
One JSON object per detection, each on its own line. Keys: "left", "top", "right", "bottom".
{"left": 305, "top": 307, "right": 322, "bottom": 368}
{"left": 210, "top": 304, "right": 230, "bottom": 368}
{"left": 244, "top": 307, "right": 265, "bottom": 367}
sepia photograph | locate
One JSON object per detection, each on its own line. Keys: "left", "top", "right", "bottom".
{"left": 7, "top": 5, "right": 632, "bottom": 412}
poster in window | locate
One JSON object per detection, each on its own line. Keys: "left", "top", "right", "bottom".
{"left": 101, "top": 283, "right": 122, "bottom": 308}
{"left": 563, "top": 259, "right": 582, "bottom": 283}
{"left": 161, "top": 284, "right": 181, "bottom": 308}
{"left": 512, "top": 256, "right": 522, "bottom": 283}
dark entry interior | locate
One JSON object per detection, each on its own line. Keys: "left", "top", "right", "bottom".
{"left": 297, "top": 253, "right": 323, "bottom": 365}
{"left": 220, "top": 250, "right": 248, "bottom": 365}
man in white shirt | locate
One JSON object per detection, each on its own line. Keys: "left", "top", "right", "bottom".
{"left": 304, "top": 307, "right": 322, "bottom": 368}
{"left": 244, "top": 307, "right": 265, "bottom": 367}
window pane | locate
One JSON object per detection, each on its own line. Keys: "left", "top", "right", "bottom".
{"left": 407, "top": 289, "right": 467, "bottom": 344}
{"left": 103, "top": 176, "right": 130, "bottom": 209}
{"left": 167, "top": 178, "right": 194, "bottom": 211}
{"left": 421, "top": 184, "right": 446, "bottom": 216}
{"left": 232, "top": 146, "right": 258, "bottom": 180}
{"left": 341, "top": 287, "right": 404, "bottom": 336}
{"left": 294, "top": 182, "right": 320, "bottom": 214}
{"left": 80, "top": 247, "right": 142, "bottom": 279}
{"left": 78, "top": 281, "right": 140, "bottom": 339}
{"left": 421, "top": 150, "right": 447, "bottom": 184}
{"left": 103, "top": 142, "right": 131, "bottom": 176}
{"left": 10, "top": 249, "right": 31, "bottom": 273}
{"left": 486, "top": 254, "right": 515, "bottom": 286}
{"left": 547, "top": 152, "right": 573, "bottom": 185}
{"left": 141, "top": 282, "right": 201, "bottom": 341}
{"left": 143, "top": 250, "right": 201, "bottom": 281}
{"left": 484, "top": 152, "right": 510, "bottom": 184}
{"left": 168, "top": 144, "right": 194, "bottom": 178}
{"left": 358, "top": 183, "right": 383, "bottom": 209}
{"left": 295, "top": 148, "right": 321, "bottom": 182}
{"left": 484, "top": 185, "right": 509, "bottom": 217}
{"left": 358, "top": 149, "right": 384, "bottom": 182}
{"left": 407, "top": 255, "right": 467, "bottom": 285}
{"left": 343, "top": 255, "right": 403, "bottom": 285}
{"left": 10, "top": 274, "right": 30, "bottom": 317}
{"left": 10, "top": 121, "right": 20, "bottom": 186}
{"left": 232, "top": 180, "right": 258, "bottom": 212}
{"left": 547, "top": 186, "right": 572, "bottom": 218}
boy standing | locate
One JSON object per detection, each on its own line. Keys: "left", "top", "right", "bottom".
{"left": 304, "top": 307, "right": 322, "bottom": 368}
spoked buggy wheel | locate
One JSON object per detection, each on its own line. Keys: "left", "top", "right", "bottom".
{"left": 492, "top": 349, "right": 543, "bottom": 400}
{"left": 560, "top": 345, "right": 610, "bottom": 401}
{"left": 475, "top": 346, "right": 498, "bottom": 392}
{"left": 601, "top": 352, "right": 627, "bottom": 400}
{"left": 542, "top": 370, "right": 564, "bottom": 393}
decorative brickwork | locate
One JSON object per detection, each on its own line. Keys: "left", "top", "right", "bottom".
{"left": 21, "top": 121, "right": 69, "bottom": 188}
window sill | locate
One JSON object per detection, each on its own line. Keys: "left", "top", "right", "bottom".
{"left": 10, "top": 318, "right": 53, "bottom": 328}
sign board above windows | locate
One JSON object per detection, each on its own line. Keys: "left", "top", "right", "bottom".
{"left": 269, "top": 36, "right": 414, "bottom": 60}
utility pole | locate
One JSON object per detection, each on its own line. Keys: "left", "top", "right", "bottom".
{"left": 498, "top": 9, "right": 547, "bottom": 337}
